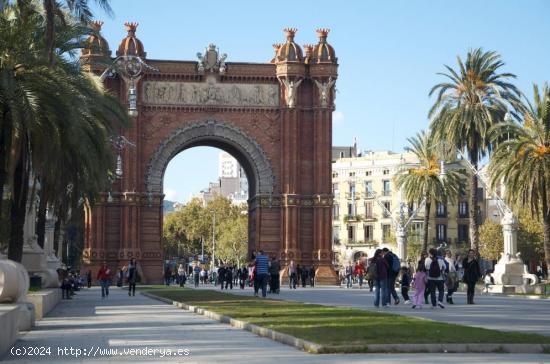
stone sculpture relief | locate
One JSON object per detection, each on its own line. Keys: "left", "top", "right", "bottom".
{"left": 313, "top": 77, "right": 336, "bottom": 107}
{"left": 142, "top": 80, "right": 279, "bottom": 107}
{"left": 278, "top": 77, "right": 303, "bottom": 108}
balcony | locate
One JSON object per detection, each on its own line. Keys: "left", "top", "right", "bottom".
{"left": 364, "top": 190, "right": 375, "bottom": 199}
{"left": 343, "top": 214, "right": 362, "bottom": 222}
{"left": 345, "top": 192, "right": 362, "bottom": 200}
{"left": 382, "top": 190, "right": 392, "bottom": 197}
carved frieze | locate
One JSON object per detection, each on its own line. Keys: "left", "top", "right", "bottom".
{"left": 142, "top": 79, "right": 279, "bottom": 108}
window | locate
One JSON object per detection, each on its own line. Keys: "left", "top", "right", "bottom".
{"left": 365, "top": 202, "right": 373, "bottom": 218}
{"left": 332, "top": 172, "right": 338, "bottom": 178}
{"left": 458, "top": 201, "right": 468, "bottom": 218}
{"left": 383, "top": 180, "right": 391, "bottom": 195}
{"left": 477, "top": 187, "right": 484, "bottom": 201}
{"left": 383, "top": 169, "right": 390, "bottom": 175}
{"left": 347, "top": 203, "right": 355, "bottom": 216}
{"left": 348, "top": 226, "right": 355, "bottom": 242}
{"left": 382, "top": 201, "right": 391, "bottom": 218}
{"left": 365, "top": 170, "right": 372, "bottom": 176}
{"left": 436, "top": 224, "right": 447, "bottom": 241}
{"left": 365, "top": 181, "right": 373, "bottom": 197}
{"left": 458, "top": 224, "right": 468, "bottom": 243}
{"left": 340, "top": 151, "right": 345, "bottom": 158}
{"left": 333, "top": 226, "right": 340, "bottom": 244}
{"left": 364, "top": 225, "right": 373, "bottom": 241}
{"left": 349, "top": 172, "right": 355, "bottom": 177}
{"left": 333, "top": 204, "right": 339, "bottom": 219}
{"left": 382, "top": 224, "right": 391, "bottom": 241}
{"left": 349, "top": 183, "right": 355, "bottom": 197}
{"left": 332, "top": 183, "right": 339, "bottom": 196}
{"left": 436, "top": 202, "right": 447, "bottom": 217}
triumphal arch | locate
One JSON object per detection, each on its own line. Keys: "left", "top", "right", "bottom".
{"left": 81, "top": 22, "right": 338, "bottom": 283}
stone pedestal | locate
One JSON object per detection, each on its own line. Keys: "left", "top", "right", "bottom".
{"left": 0, "top": 255, "right": 30, "bottom": 303}
{"left": 314, "top": 265, "right": 340, "bottom": 285}
{"left": 396, "top": 226, "right": 406, "bottom": 263}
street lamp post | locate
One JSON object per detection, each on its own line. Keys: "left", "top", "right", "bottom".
{"left": 211, "top": 211, "right": 216, "bottom": 270}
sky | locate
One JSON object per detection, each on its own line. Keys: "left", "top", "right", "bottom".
{"left": 92, "top": 0, "right": 550, "bottom": 203}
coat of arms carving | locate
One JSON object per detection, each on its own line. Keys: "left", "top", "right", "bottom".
{"left": 197, "top": 44, "right": 227, "bottom": 74}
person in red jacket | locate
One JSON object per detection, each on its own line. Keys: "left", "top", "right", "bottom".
{"left": 97, "top": 262, "right": 111, "bottom": 298}
{"left": 354, "top": 260, "right": 366, "bottom": 289}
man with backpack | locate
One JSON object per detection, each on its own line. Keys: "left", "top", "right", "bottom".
{"left": 425, "top": 248, "right": 447, "bottom": 308}
{"left": 382, "top": 248, "right": 400, "bottom": 305}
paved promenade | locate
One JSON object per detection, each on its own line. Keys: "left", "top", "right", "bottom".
{"left": 2, "top": 286, "right": 547, "bottom": 363}
{"left": 200, "top": 284, "right": 550, "bottom": 337}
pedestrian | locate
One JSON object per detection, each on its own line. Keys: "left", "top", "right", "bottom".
{"left": 193, "top": 264, "right": 201, "bottom": 288}
{"left": 300, "top": 265, "right": 308, "bottom": 287}
{"left": 86, "top": 270, "right": 92, "bottom": 288}
{"left": 445, "top": 250, "right": 458, "bottom": 304}
{"left": 117, "top": 268, "right": 124, "bottom": 287}
{"left": 382, "top": 248, "right": 400, "bottom": 305}
{"left": 177, "top": 264, "right": 187, "bottom": 287}
{"left": 411, "top": 262, "right": 427, "bottom": 309}
{"left": 372, "top": 249, "right": 389, "bottom": 308}
{"left": 164, "top": 266, "right": 172, "bottom": 286}
{"left": 127, "top": 258, "right": 138, "bottom": 296}
{"left": 239, "top": 267, "right": 247, "bottom": 289}
{"left": 462, "top": 249, "right": 481, "bottom": 304}
{"left": 218, "top": 265, "right": 226, "bottom": 289}
{"left": 254, "top": 250, "right": 270, "bottom": 297}
{"left": 345, "top": 263, "right": 353, "bottom": 288}
{"left": 269, "top": 257, "right": 281, "bottom": 293}
{"left": 484, "top": 272, "right": 493, "bottom": 294}
{"left": 224, "top": 264, "right": 233, "bottom": 290}
{"left": 288, "top": 260, "right": 297, "bottom": 289}
{"left": 354, "top": 260, "right": 365, "bottom": 289}
{"left": 418, "top": 251, "right": 430, "bottom": 304}
{"left": 97, "top": 262, "right": 111, "bottom": 299}
{"left": 400, "top": 266, "right": 411, "bottom": 304}
{"left": 425, "top": 248, "right": 446, "bottom": 309}
{"left": 309, "top": 266, "right": 315, "bottom": 287}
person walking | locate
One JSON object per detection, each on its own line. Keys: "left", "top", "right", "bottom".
{"left": 193, "top": 264, "right": 201, "bottom": 288}
{"left": 463, "top": 249, "right": 481, "bottom": 304}
{"left": 269, "top": 257, "right": 281, "bottom": 293}
{"left": 354, "top": 260, "right": 365, "bottom": 289}
{"left": 164, "top": 266, "right": 172, "bottom": 286}
{"left": 345, "top": 263, "right": 353, "bottom": 288}
{"left": 218, "top": 265, "right": 226, "bottom": 289}
{"left": 309, "top": 266, "right": 315, "bottom": 287}
{"left": 86, "top": 270, "right": 92, "bottom": 288}
{"left": 425, "top": 248, "right": 446, "bottom": 309}
{"left": 400, "top": 266, "right": 411, "bottom": 304}
{"left": 127, "top": 258, "right": 138, "bottom": 297}
{"left": 288, "top": 260, "right": 297, "bottom": 289}
{"left": 372, "top": 249, "right": 389, "bottom": 307}
{"left": 254, "top": 250, "right": 270, "bottom": 298}
{"left": 300, "top": 265, "right": 308, "bottom": 287}
{"left": 177, "top": 264, "right": 187, "bottom": 287}
{"left": 224, "top": 264, "right": 233, "bottom": 290}
{"left": 411, "top": 262, "right": 427, "bottom": 309}
{"left": 97, "top": 262, "right": 111, "bottom": 299}
{"left": 382, "top": 248, "right": 400, "bottom": 305}
{"left": 444, "top": 250, "right": 458, "bottom": 304}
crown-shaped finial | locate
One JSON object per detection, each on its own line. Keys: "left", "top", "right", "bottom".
{"left": 316, "top": 28, "right": 330, "bottom": 41}
{"left": 303, "top": 44, "right": 314, "bottom": 56}
{"left": 124, "top": 22, "right": 139, "bottom": 35}
{"left": 91, "top": 20, "right": 103, "bottom": 31}
{"left": 272, "top": 43, "right": 282, "bottom": 51}
{"left": 284, "top": 28, "right": 297, "bottom": 41}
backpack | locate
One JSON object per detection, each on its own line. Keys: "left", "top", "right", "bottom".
{"left": 428, "top": 258, "right": 441, "bottom": 278}
{"left": 391, "top": 253, "right": 400, "bottom": 273}
{"left": 366, "top": 260, "right": 378, "bottom": 280}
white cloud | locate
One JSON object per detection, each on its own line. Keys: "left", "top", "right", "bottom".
{"left": 164, "top": 189, "right": 180, "bottom": 202}
{"left": 333, "top": 110, "right": 345, "bottom": 125}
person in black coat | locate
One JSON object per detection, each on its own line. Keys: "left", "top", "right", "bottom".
{"left": 462, "top": 249, "right": 481, "bottom": 304}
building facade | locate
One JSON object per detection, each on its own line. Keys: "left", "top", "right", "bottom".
{"left": 332, "top": 150, "right": 485, "bottom": 266}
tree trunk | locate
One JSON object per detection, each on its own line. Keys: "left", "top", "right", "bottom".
{"left": 542, "top": 182, "right": 550, "bottom": 270}
{"left": 422, "top": 199, "right": 431, "bottom": 253}
{"left": 36, "top": 186, "right": 47, "bottom": 249}
{"left": 0, "top": 109, "right": 13, "bottom": 223}
{"left": 53, "top": 217, "right": 62, "bottom": 261}
{"left": 8, "top": 149, "right": 29, "bottom": 262}
{"left": 43, "top": 0, "right": 55, "bottom": 66}
{"left": 468, "top": 151, "right": 479, "bottom": 252}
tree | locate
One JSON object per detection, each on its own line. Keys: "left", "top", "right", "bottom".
{"left": 394, "top": 131, "right": 464, "bottom": 252}
{"left": 217, "top": 214, "right": 248, "bottom": 266}
{"left": 0, "top": 2, "right": 127, "bottom": 261}
{"left": 478, "top": 220, "right": 503, "bottom": 261}
{"left": 489, "top": 83, "right": 550, "bottom": 268}
{"left": 429, "top": 48, "right": 522, "bottom": 252}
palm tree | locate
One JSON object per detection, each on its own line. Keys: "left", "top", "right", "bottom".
{"left": 429, "top": 48, "right": 522, "bottom": 251}
{"left": 489, "top": 83, "right": 550, "bottom": 268}
{"left": 0, "top": 3, "right": 127, "bottom": 261}
{"left": 394, "top": 131, "right": 464, "bottom": 252}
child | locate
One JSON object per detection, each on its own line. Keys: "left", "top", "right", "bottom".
{"left": 411, "top": 262, "right": 427, "bottom": 309}
{"left": 400, "top": 267, "right": 411, "bottom": 304}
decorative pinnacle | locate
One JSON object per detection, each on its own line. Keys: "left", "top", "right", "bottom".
{"left": 272, "top": 43, "right": 282, "bottom": 51}
{"left": 91, "top": 20, "right": 103, "bottom": 31}
{"left": 124, "top": 22, "right": 139, "bottom": 35}
{"left": 303, "top": 44, "right": 314, "bottom": 56}
{"left": 284, "top": 28, "right": 297, "bottom": 41}
{"left": 316, "top": 28, "right": 330, "bottom": 41}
